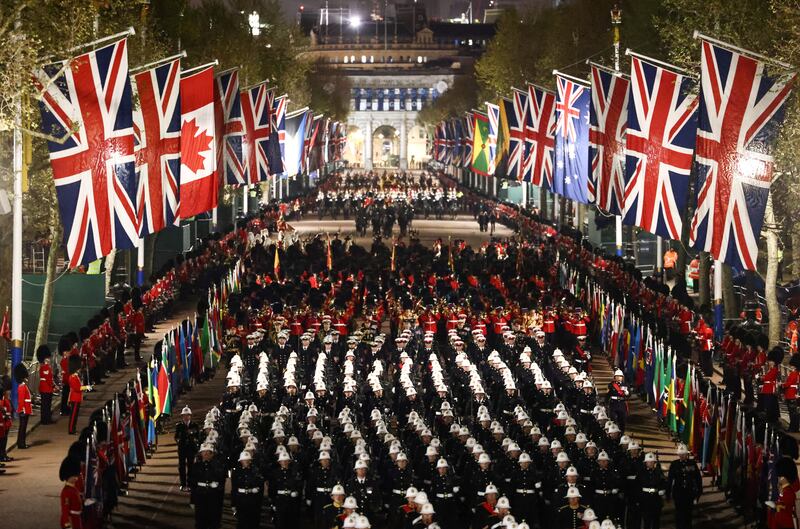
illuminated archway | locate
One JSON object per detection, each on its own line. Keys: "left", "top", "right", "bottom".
{"left": 372, "top": 125, "right": 399, "bottom": 168}
{"left": 407, "top": 125, "right": 430, "bottom": 170}
{"left": 344, "top": 125, "right": 365, "bottom": 168}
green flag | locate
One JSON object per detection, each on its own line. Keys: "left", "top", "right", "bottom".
{"left": 681, "top": 364, "right": 695, "bottom": 446}
{"left": 471, "top": 111, "right": 491, "bottom": 176}
{"left": 666, "top": 352, "right": 677, "bottom": 432}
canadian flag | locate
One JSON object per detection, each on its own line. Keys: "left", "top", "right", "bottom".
{"left": 177, "top": 65, "right": 218, "bottom": 219}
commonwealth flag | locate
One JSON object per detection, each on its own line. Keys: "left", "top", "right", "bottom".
{"left": 470, "top": 111, "right": 491, "bottom": 176}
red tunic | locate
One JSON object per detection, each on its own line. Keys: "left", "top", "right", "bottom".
{"left": 68, "top": 373, "right": 83, "bottom": 404}
{"left": 39, "top": 363, "right": 54, "bottom": 394}
{"left": 783, "top": 371, "right": 800, "bottom": 401}
{"left": 768, "top": 482, "right": 796, "bottom": 529}
{"left": 17, "top": 383, "right": 32, "bottom": 415}
{"left": 60, "top": 482, "right": 83, "bottom": 529}
{"left": 761, "top": 366, "right": 779, "bottom": 395}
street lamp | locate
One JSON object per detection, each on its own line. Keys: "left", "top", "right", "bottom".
{"left": 249, "top": 10, "right": 261, "bottom": 36}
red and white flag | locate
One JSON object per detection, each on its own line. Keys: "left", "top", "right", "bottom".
{"left": 178, "top": 66, "right": 218, "bottom": 219}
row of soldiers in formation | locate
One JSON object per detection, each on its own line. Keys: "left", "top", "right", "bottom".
{"left": 174, "top": 244, "right": 704, "bottom": 529}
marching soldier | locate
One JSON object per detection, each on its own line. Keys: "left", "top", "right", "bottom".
{"left": 783, "top": 355, "right": 800, "bottom": 432}
{"left": 231, "top": 451, "right": 265, "bottom": 529}
{"left": 555, "top": 487, "right": 587, "bottom": 529}
{"left": 510, "top": 452, "right": 540, "bottom": 527}
{"left": 637, "top": 452, "right": 667, "bottom": 529}
{"left": 175, "top": 406, "right": 200, "bottom": 491}
{"left": 347, "top": 459, "right": 380, "bottom": 521}
{"left": 666, "top": 444, "right": 702, "bottom": 529}
{"left": 322, "top": 485, "right": 346, "bottom": 529}
{"left": 189, "top": 442, "right": 227, "bottom": 529}
{"left": 308, "top": 450, "right": 339, "bottom": 527}
{"left": 589, "top": 451, "right": 621, "bottom": 523}
{"left": 606, "top": 370, "right": 629, "bottom": 431}
{"left": 430, "top": 458, "right": 459, "bottom": 529}
{"left": 270, "top": 452, "right": 302, "bottom": 529}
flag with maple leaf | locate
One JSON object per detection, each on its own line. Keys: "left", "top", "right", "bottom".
{"left": 177, "top": 66, "right": 218, "bottom": 219}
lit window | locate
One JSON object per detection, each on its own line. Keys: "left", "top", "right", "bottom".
{"left": 468, "top": 39, "right": 473, "bottom": 46}
{"left": 351, "top": 55, "right": 355, "bottom": 63}
{"left": 344, "top": 56, "right": 349, "bottom": 63}
{"left": 370, "top": 55, "right": 374, "bottom": 63}
{"left": 417, "top": 56, "right": 422, "bottom": 63}
{"left": 361, "top": 55, "right": 367, "bottom": 63}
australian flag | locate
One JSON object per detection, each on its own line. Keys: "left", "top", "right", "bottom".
{"left": 553, "top": 74, "right": 591, "bottom": 204}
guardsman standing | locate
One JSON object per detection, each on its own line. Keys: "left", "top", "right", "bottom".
{"left": 189, "top": 442, "right": 227, "bottom": 529}
{"left": 637, "top": 452, "right": 667, "bottom": 529}
{"left": 767, "top": 459, "right": 798, "bottom": 529}
{"left": 783, "top": 355, "right": 800, "bottom": 432}
{"left": 606, "top": 370, "right": 629, "bottom": 431}
{"left": 175, "top": 406, "right": 200, "bottom": 491}
{"left": 0, "top": 381, "right": 12, "bottom": 464}
{"left": 15, "top": 364, "right": 31, "bottom": 449}
{"left": 666, "top": 444, "right": 702, "bottom": 529}
{"left": 37, "top": 345, "right": 54, "bottom": 425}
{"left": 759, "top": 348, "right": 783, "bottom": 424}
{"left": 59, "top": 457, "right": 83, "bottom": 529}
{"left": 230, "top": 451, "right": 265, "bottom": 529}
{"left": 67, "top": 356, "right": 90, "bottom": 435}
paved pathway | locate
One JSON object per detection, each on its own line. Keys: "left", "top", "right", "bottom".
{"left": 590, "top": 355, "right": 744, "bottom": 529}
{"left": 1, "top": 301, "right": 196, "bottom": 529}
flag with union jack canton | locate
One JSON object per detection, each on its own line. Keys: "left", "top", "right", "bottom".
{"left": 434, "top": 122, "right": 446, "bottom": 163}
{"left": 589, "top": 65, "right": 628, "bottom": 216}
{"left": 240, "top": 82, "right": 272, "bottom": 183}
{"left": 689, "top": 39, "right": 796, "bottom": 271}
{"left": 132, "top": 58, "right": 181, "bottom": 237}
{"left": 462, "top": 114, "right": 473, "bottom": 169}
{"left": 525, "top": 84, "right": 556, "bottom": 189}
{"left": 623, "top": 55, "right": 698, "bottom": 240}
{"left": 267, "top": 94, "right": 287, "bottom": 176}
{"left": 553, "top": 75, "right": 591, "bottom": 203}
{"left": 214, "top": 69, "right": 247, "bottom": 185}
{"left": 35, "top": 38, "right": 138, "bottom": 268}
{"left": 451, "top": 118, "right": 463, "bottom": 167}
{"left": 506, "top": 89, "right": 529, "bottom": 181}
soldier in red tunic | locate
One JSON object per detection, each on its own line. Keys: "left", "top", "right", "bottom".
{"left": 15, "top": 363, "right": 31, "bottom": 449}
{"left": 59, "top": 456, "right": 84, "bottom": 529}
{"left": 38, "top": 345, "right": 55, "bottom": 425}
{"left": 783, "top": 355, "right": 800, "bottom": 431}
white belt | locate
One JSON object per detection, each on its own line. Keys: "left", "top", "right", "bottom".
{"left": 277, "top": 490, "right": 292, "bottom": 495}
{"left": 316, "top": 487, "right": 331, "bottom": 493}
{"left": 626, "top": 476, "right": 636, "bottom": 480}
{"left": 595, "top": 489, "right": 611, "bottom": 495}
{"left": 477, "top": 491, "right": 485, "bottom": 496}
{"left": 197, "top": 482, "right": 219, "bottom": 489}
{"left": 516, "top": 489, "right": 536, "bottom": 494}
{"left": 436, "top": 492, "right": 454, "bottom": 498}
{"left": 238, "top": 488, "right": 260, "bottom": 494}
{"left": 610, "top": 396, "right": 625, "bottom": 400}
{"left": 392, "top": 489, "right": 405, "bottom": 495}
{"left": 642, "top": 487, "right": 657, "bottom": 493}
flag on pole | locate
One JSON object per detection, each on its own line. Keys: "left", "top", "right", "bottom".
{"left": 267, "top": 94, "right": 287, "bottom": 176}
{"left": 133, "top": 58, "right": 181, "bottom": 236}
{"left": 241, "top": 82, "right": 272, "bottom": 183}
{"left": 689, "top": 38, "right": 796, "bottom": 270}
{"left": 486, "top": 102, "right": 500, "bottom": 176}
{"left": 214, "top": 69, "right": 247, "bottom": 184}
{"left": 525, "top": 84, "right": 556, "bottom": 188}
{"left": 553, "top": 73, "right": 591, "bottom": 203}
{"left": 470, "top": 111, "right": 491, "bottom": 176}
{"left": 283, "top": 109, "right": 309, "bottom": 177}
{"left": 462, "top": 114, "right": 473, "bottom": 169}
{"left": 35, "top": 38, "right": 138, "bottom": 268}
{"left": 667, "top": 351, "right": 677, "bottom": 432}
{"left": 274, "top": 247, "right": 281, "bottom": 279}
{"left": 589, "top": 64, "right": 628, "bottom": 215}
{"left": 178, "top": 65, "right": 218, "bottom": 219}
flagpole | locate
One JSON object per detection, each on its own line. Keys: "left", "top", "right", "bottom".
{"left": 10, "top": 81, "right": 23, "bottom": 414}
{"left": 611, "top": 5, "right": 624, "bottom": 256}
{"left": 625, "top": 49, "right": 697, "bottom": 78}
{"left": 714, "top": 260, "right": 724, "bottom": 340}
{"left": 693, "top": 31, "right": 793, "bottom": 70}
{"left": 136, "top": 238, "right": 145, "bottom": 286}
{"left": 180, "top": 60, "right": 219, "bottom": 77}
{"left": 130, "top": 51, "right": 187, "bottom": 73}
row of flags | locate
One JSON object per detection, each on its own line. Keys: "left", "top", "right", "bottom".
{"left": 434, "top": 34, "right": 796, "bottom": 272}
{"left": 35, "top": 37, "right": 346, "bottom": 268}
{"left": 576, "top": 263, "right": 785, "bottom": 505}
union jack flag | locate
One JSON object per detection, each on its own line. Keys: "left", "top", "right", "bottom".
{"left": 434, "top": 122, "right": 447, "bottom": 163}
{"left": 214, "top": 69, "right": 247, "bottom": 184}
{"left": 461, "top": 114, "right": 473, "bottom": 169}
{"left": 486, "top": 102, "right": 500, "bottom": 175}
{"left": 553, "top": 75, "right": 590, "bottom": 203}
{"left": 267, "top": 94, "right": 287, "bottom": 176}
{"left": 451, "top": 118, "right": 463, "bottom": 167}
{"left": 240, "top": 82, "right": 272, "bottom": 183}
{"left": 35, "top": 38, "right": 138, "bottom": 268}
{"left": 525, "top": 84, "right": 556, "bottom": 189}
{"left": 589, "top": 65, "right": 628, "bottom": 215}
{"left": 624, "top": 55, "right": 698, "bottom": 240}
{"left": 690, "top": 40, "right": 796, "bottom": 270}
{"left": 132, "top": 58, "right": 181, "bottom": 237}
{"left": 506, "top": 89, "right": 529, "bottom": 180}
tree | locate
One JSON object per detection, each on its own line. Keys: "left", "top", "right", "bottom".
{"left": 416, "top": 75, "right": 479, "bottom": 128}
